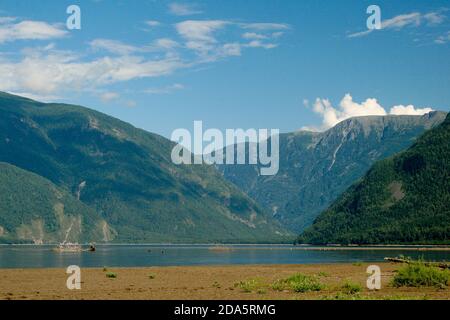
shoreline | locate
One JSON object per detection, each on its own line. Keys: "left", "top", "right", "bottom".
{"left": 0, "top": 263, "right": 448, "bottom": 300}
{"left": 1, "top": 243, "right": 450, "bottom": 251}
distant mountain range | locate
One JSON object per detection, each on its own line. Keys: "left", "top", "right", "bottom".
{"left": 0, "top": 92, "right": 289, "bottom": 244}
{"left": 0, "top": 91, "right": 447, "bottom": 245}
{"left": 298, "top": 113, "right": 450, "bottom": 245}
{"left": 219, "top": 112, "right": 447, "bottom": 233}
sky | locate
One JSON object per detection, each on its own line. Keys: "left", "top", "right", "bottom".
{"left": 0, "top": 0, "right": 449, "bottom": 138}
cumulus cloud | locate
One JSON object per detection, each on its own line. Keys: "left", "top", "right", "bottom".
{"left": 168, "top": 3, "right": 202, "bottom": 16}
{"left": 0, "top": 18, "right": 67, "bottom": 43}
{"left": 303, "top": 94, "right": 434, "bottom": 131}
{"left": 390, "top": 104, "right": 433, "bottom": 115}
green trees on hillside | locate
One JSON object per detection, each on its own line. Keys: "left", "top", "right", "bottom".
{"left": 298, "top": 115, "right": 450, "bottom": 245}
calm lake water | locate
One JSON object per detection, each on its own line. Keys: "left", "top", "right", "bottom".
{"left": 0, "top": 245, "right": 448, "bottom": 269}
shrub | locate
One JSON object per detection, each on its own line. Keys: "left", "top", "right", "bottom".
{"left": 272, "top": 273, "right": 324, "bottom": 293}
{"left": 106, "top": 272, "right": 117, "bottom": 279}
{"left": 392, "top": 262, "right": 449, "bottom": 288}
{"left": 148, "top": 274, "right": 156, "bottom": 279}
{"left": 341, "top": 280, "right": 362, "bottom": 294}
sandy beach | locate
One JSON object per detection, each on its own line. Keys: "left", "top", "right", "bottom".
{"left": 0, "top": 262, "right": 448, "bottom": 300}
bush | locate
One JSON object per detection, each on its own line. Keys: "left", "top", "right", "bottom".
{"left": 392, "top": 262, "right": 449, "bottom": 288}
{"left": 106, "top": 272, "right": 117, "bottom": 279}
{"left": 341, "top": 280, "right": 362, "bottom": 294}
{"left": 272, "top": 273, "right": 324, "bottom": 293}
{"left": 235, "top": 279, "right": 264, "bottom": 293}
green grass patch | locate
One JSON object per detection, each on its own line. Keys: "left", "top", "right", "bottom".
{"left": 234, "top": 278, "right": 265, "bottom": 293}
{"left": 392, "top": 262, "right": 449, "bottom": 288}
{"left": 272, "top": 273, "right": 324, "bottom": 293}
{"left": 106, "top": 272, "right": 117, "bottom": 279}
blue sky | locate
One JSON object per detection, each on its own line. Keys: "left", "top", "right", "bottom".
{"left": 0, "top": 0, "right": 449, "bottom": 137}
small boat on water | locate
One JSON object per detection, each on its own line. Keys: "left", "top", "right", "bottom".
{"left": 53, "top": 242, "right": 96, "bottom": 253}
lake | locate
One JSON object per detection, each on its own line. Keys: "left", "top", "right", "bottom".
{"left": 0, "top": 244, "right": 448, "bottom": 269}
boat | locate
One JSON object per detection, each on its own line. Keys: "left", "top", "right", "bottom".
{"left": 53, "top": 242, "right": 96, "bottom": 253}
{"left": 53, "top": 242, "right": 82, "bottom": 252}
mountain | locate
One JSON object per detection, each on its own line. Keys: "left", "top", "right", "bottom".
{"left": 0, "top": 162, "right": 110, "bottom": 244}
{"left": 297, "top": 113, "right": 450, "bottom": 245}
{"left": 0, "top": 92, "right": 290, "bottom": 244}
{"left": 219, "top": 112, "right": 447, "bottom": 233}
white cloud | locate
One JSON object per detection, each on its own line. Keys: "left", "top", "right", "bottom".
{"left": 145, "top": 20, "right": 161, "bottom": 27}
{"left": 124, "top": 100, "right": 136, "bottom": 108}
{"left": 390, "top": 104, "right": 433, "bottom": 115}
{"left": 144, "top": 83, "right": 184, "bottom": 94}
{"left": 240, "top": 23, "right": 290, "bottom": 31}
{"left": 304, "top": 94, "right": 434, "bottom": 131}
{"left": 382, "top": 12, "right": 421, "bottom": 29}
{"left": 0, "top": 19, "right": 67, "bottom": 43}
{"left": 176, "top": 20, "right": 228, "bottom": 42}
{"left": 168, "top": 3, "right": 202, "bottom": 16}
{"left": 423, "top": 12, "right": 446, "bottom": 25}
{"left": 242, "top": 32, "right": 268, "bottom": 40}
{"left": 0, "top": 16, "right": 288, "bottom": 99}
{"left": 435, "top": 31, "right": 450, "bottom": 44}
{"left": 0, "top": 49, "right": 185, "bottom": 95}
{"left": 100, "top": 91, "right": 119, "bottom": 102}
{"left": 175, "top": 20, "right": 285, "bottom": 60}
{"left": 348, "top": 11, "right": 446, "bottom": 38}
{"left": 245, "top": 40, "right": 277, "bottom": 49}
{"left": 0, "top": 17, "right": 17, "bottom": 24}
{"left": 221, "top": 43, "right": 242, "bottom": 56}
{"left": 175, "top": 20, "right": 233, "bottom": 59}
{"left": 241, "top": 30, "right": 284, "bottom": 50}
{"left": 152, "top": 38, "right": 179, "bottom": 50}
{"left": 90, "top": 39, "right": 142, "bottom": 55}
